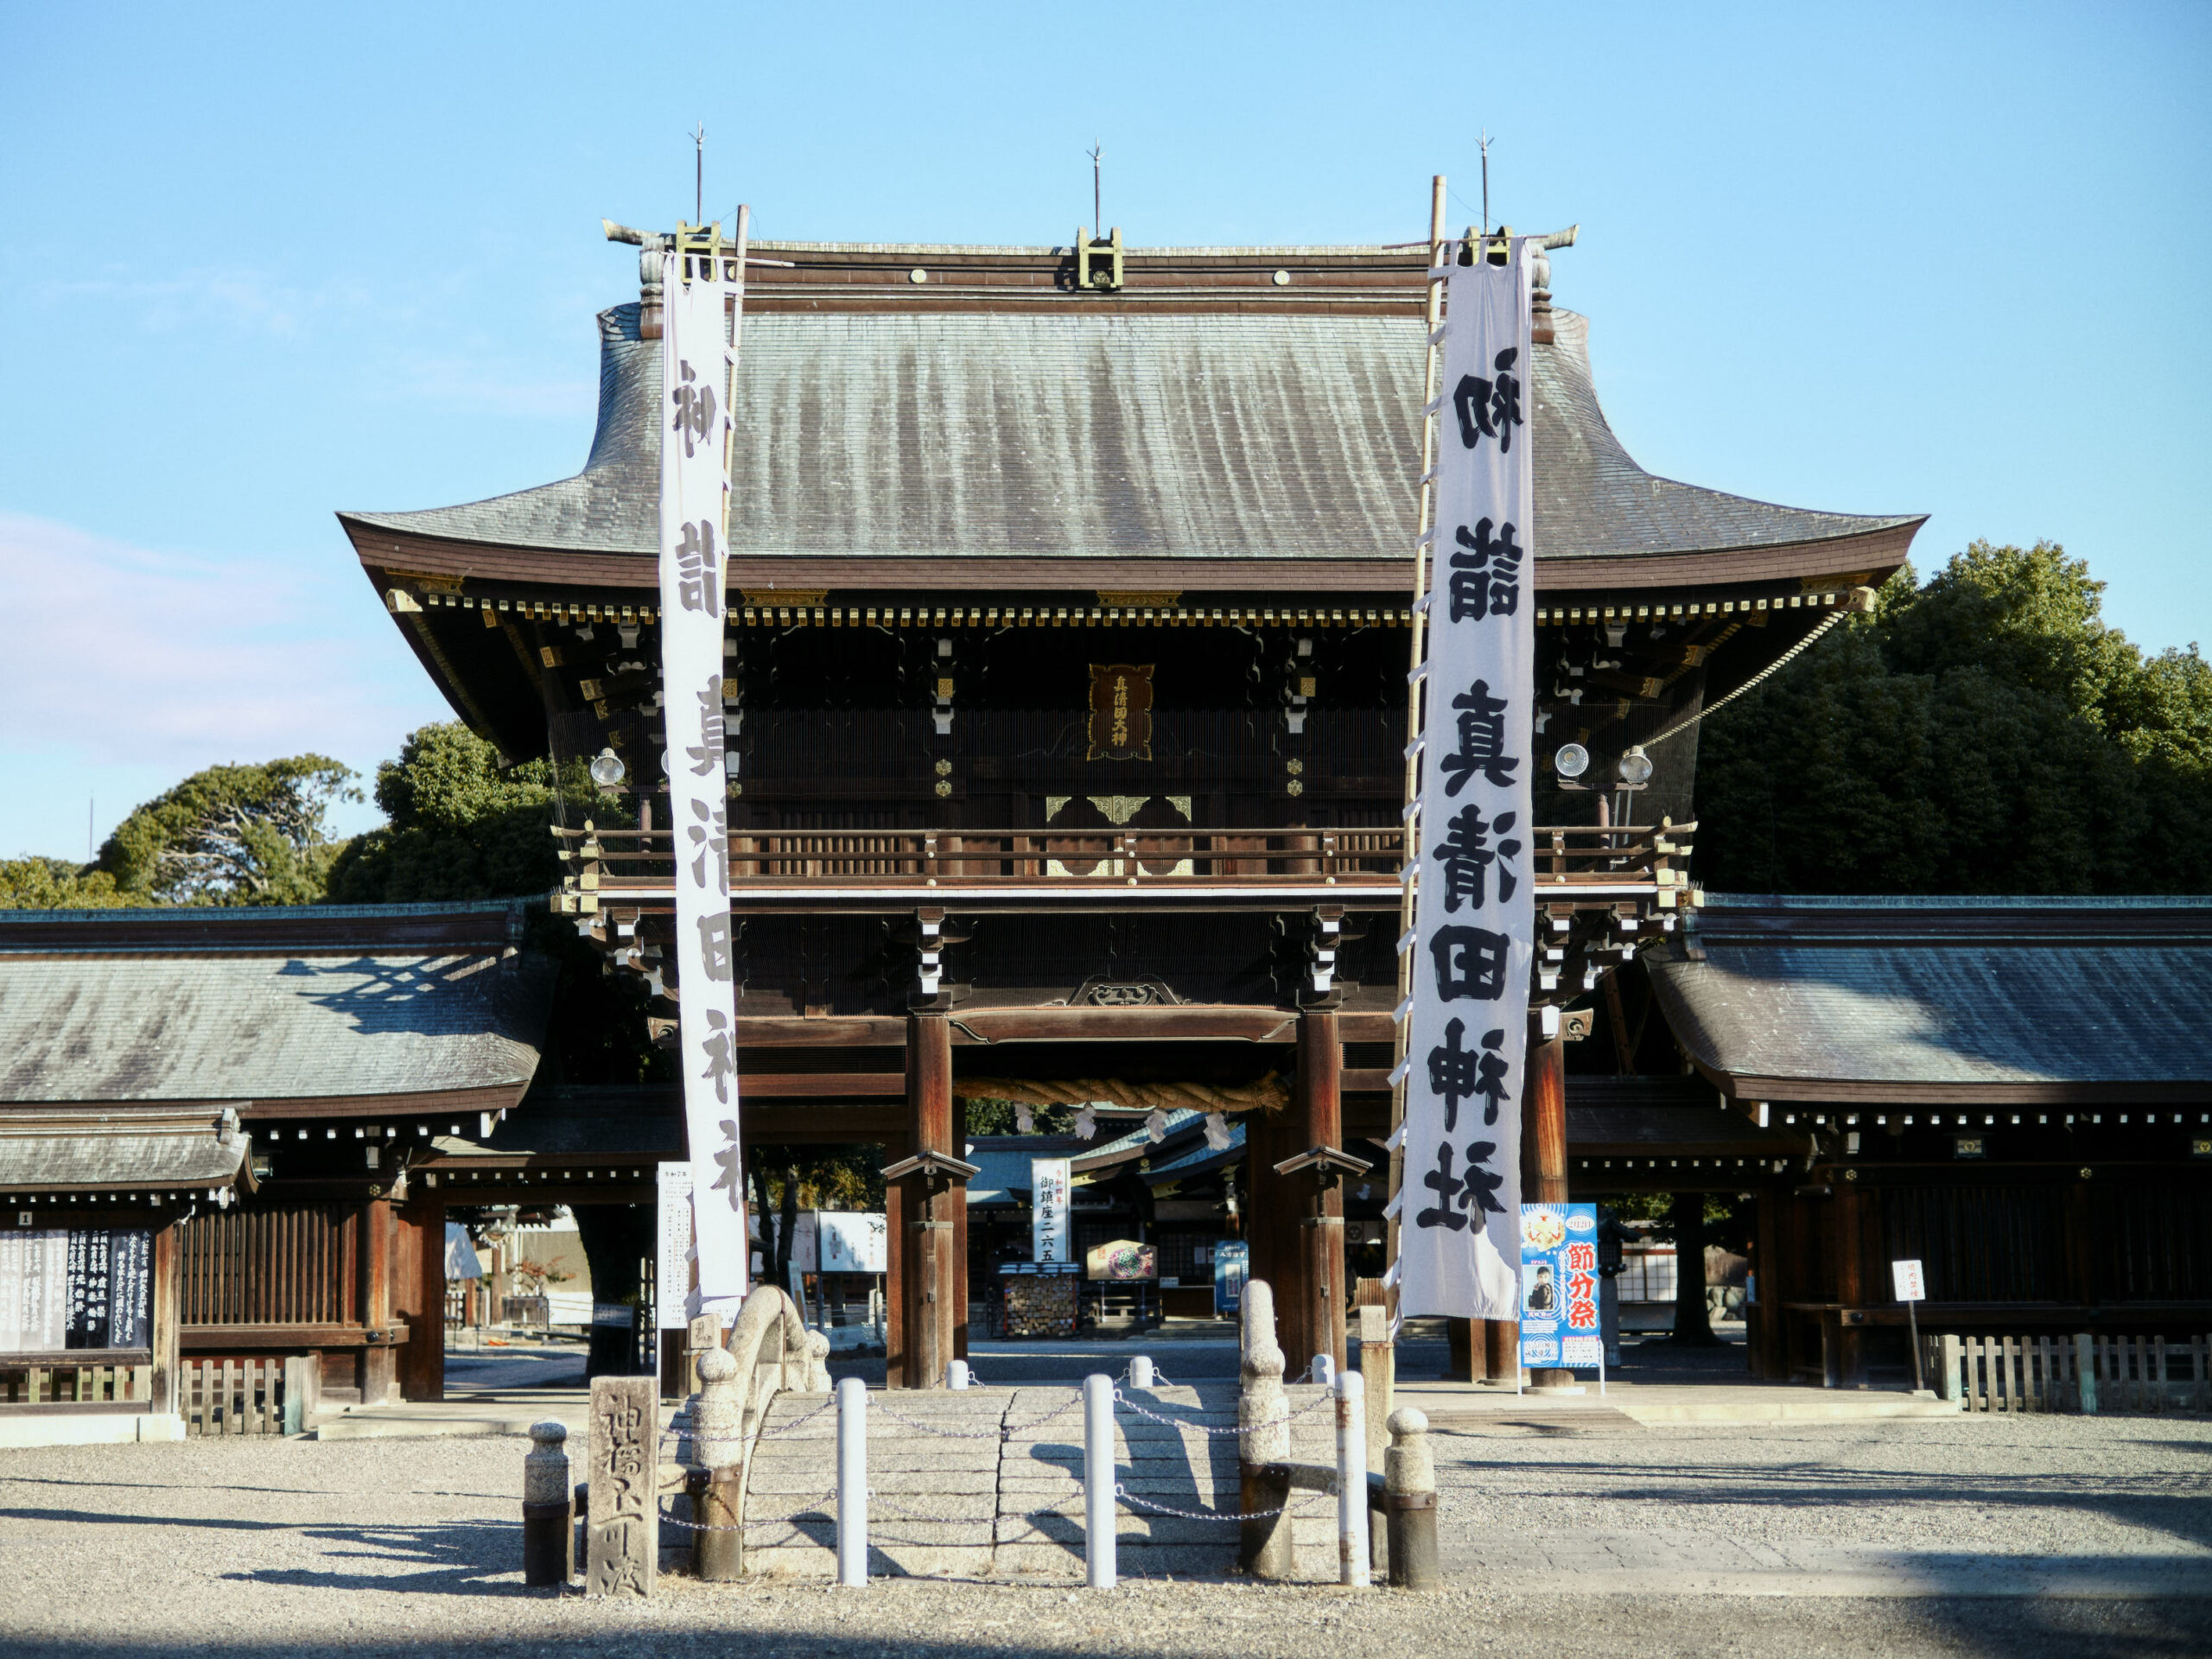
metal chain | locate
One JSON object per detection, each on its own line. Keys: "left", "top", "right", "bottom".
{"left": 758, "top": 1396, "right": 836, "bottom": 1438}
{"left": 869, "top": 1402, "right": 1007, "bottom": 1440}
{"left": 1112, "top": 1484, "right": 1325, "bottom": 1523}
{"left": 1109, "top": 1387, "right": 1332, "bottom": 1436}
{"left": 657, "top": 1489, "right": 836, "bottom": 1534}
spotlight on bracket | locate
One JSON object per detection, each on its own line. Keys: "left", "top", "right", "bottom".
{"left": 1554, "top": 742, "right": 1590, "bottom": 780}
{"left": 1616, "top": 747, "right": 1654, "bottom": 789}
{"left": 588, "top": 747, "right": 626, "bottom": 788}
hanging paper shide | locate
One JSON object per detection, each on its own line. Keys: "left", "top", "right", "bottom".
{"left": 1397, "top": 240, "right": 1536, "bottom": 1321}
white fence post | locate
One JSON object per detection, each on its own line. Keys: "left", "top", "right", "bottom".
{"left": 1084, "top": 1372, "right": 1116, "bottom": 1589}
{"left": 946, "top": 1359, "right": 970, "bottom": 1390}
{"left": 836, "top": 1376, "right": 868, "bottom": 1586}
{"left": 1129, "top": 1355, "right": 1155, "bottom": 1389}
{"left": 1313, "top": 1353, "right": 1335, "bottom": 1388}
{"left": 1335, "top": 1370, "right": 1370, "bottom": 1588}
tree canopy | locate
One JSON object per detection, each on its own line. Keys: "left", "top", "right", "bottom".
{"left": 0, "top": 856, "right": 132, "bottom": 909}
{"left": 323, "top": 722, "right": 565, "bottom": 904}
{"left": 91, "top": 755, "right": 359, "bottom": 906}
{"left": 1694, "top": 542, "right": 2212, "bottom": 894}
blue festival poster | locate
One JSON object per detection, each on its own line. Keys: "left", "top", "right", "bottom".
{"left": 1517, "top": 1203, "right": 1602, "bottom": 1370}
{"left": 1212, "top": 1241, "right": 1249, "bottom": 1316}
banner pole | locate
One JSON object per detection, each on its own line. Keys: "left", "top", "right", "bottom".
{"left": 1385, "top": 175, "right": 1451, "bottom": 1343}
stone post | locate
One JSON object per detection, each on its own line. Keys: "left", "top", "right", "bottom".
{"left": 585, "top": 1376, "right": 658, "bottom": 1598}
{"left": 686, "top": 1313, "right": 721, "bottom": 1396}
{"left": 692, "top": 1347, "right": 743, "bottom": 1581}
{"left": 522, "top": 1421, "right": 573, "bottom": 1586}
{"left": 1237, "top": 1279, "right": 1294, "bottom": 1579}
{"left": 1357, "top": 1303, "right": 1393, "bottom": 1575}
{"left": 1383, "top": 1406, "right": 1440, "bottom": 1591}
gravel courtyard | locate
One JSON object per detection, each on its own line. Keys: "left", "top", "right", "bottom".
{"left": 2, "top": 1410, "right": 2208, "bottom": 1657}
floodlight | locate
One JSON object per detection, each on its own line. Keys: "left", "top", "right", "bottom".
{"left": 588, "top": 747, "right": 626, "bottom": 788}
{"left": 1616, "top": 747, "right": 1655, "bottom": 788}
{"left": 1554, "top": 743, "right": 1590, "bottom": 779}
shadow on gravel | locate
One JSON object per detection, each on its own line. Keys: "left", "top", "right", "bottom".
{"left": 1429, "top": 1454, "right": 2212, "bottom": 1553}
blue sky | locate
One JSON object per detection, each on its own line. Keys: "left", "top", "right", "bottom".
{"left": 1, "top": 2, "right": 2205, "bottom": 859}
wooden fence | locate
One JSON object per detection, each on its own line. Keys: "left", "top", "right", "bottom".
{"left": 1933, "top": 1332, "right": 2212, "bottom": 1414}
{"left": 179, "top": 1356, "right": 320, "bottom": 1436}
{"left": 0, "top": 1357, "right": 151, "bottom": 1407}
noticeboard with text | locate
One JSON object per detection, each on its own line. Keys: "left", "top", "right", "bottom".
{"left": 1517, "top": 1203, "right": 1602, "bottom": 1370}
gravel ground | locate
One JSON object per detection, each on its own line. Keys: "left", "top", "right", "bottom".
{"left": 1429, "top": 1413, "right": 2212, "bottom": 1554}
{"left": 3, "top": 1414, "right": 2209, "bottom": 1657}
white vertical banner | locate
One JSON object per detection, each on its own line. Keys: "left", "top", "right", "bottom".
{"left": 1398, "top": 244, "right": 1535, "bottom": 1320}
{"left": 1031, "top": 1158, "right": 1072, "bottom": 1263}
{"left": 660, "top": 229, "right": 748, "bottom": 1323}
{"left": 655, "top": 1161, "right": 696, "bottom": 1331}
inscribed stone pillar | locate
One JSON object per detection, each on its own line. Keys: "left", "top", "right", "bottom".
{"left": 586, "top": 1375, "right": 658, "bottom": 1598}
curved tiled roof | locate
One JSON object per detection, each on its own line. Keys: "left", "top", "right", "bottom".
{"left": 0, "top": 949, "right": 552, "bottom": 1105}
{"left": 346, "top": 294, "right": 1917, "bottom": 566}
{"left": 1649, "top": 896, "right": 2212, "bottom": 1101}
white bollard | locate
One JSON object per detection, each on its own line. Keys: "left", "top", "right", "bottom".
{"left": 1083, "top": 1372, "right": 1116, "bottom": 1589}
{"left": 836, "top": 1376, "right": 868, "bottom": 1587}
{"left": 1335, "top": 1370, "right": 1370, "bottom": 1588}
{"left": 947, "top": 1359, "right": 970, "bottom": 1389}
{"left": 1128, "top": 1355, "right": 1154, "bottom": 1389}
{"left": 1313, "top": 1353, "right": 1335, "bottom": 1387}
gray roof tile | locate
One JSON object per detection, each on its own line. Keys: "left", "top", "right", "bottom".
{"left": 1649, "top": 899, "right": 2212, "bottom": 1093}
{"left": 0, "top": 1110, "right": 254, "bottom": 1192}
{"left": 347, "top": 294, "right": 1916, "bottom": 567}
{"left": 0, "top": 952, "right": 552, "bottom": 1104}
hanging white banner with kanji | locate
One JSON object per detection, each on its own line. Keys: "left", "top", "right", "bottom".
{"left": 1397, "top": 242, "right": 1535, "bottom": 1320}
{"left": 659, "top": 238, "right": 747, "bottom": 1324}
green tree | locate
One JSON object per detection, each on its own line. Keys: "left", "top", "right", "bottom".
{"left": 1694, "top": 543, "right": 2212, "bottom": 894}
{"left": 324, "top": 722, "right": 564, "bottom": 903}
{"left": 95, "top": 756, "right": 359, "bottom": 905}
{"left": 0, "top": 856, "right": 132, "bottom": 909}
{"left": 328, "top": 721, "right": 657, "bottom": 1087}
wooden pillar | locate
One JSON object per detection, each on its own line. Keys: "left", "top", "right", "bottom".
{"left": 952, "top": 1094, "right": 970, "bottom": 1361}
{"left": 1751, "top": 1186, "right": 1783, "bottom": 1381}
{"left": 894, "top": 1013, "right": 958, "bottom": 1389}
{"left": 1519, "top": 1033, "right": 1567, "bottom": 1386}
{"left": 1446, "top": 1318, "right": 1473, "bottom": 1382}
{"left": 398, "top": 1197, "right": 447, "bottom": 1402}
{"left": 1831, "top": 1178, "right": 1866, "bottom": 1389}
{"left": 359, "top": 1196, "right": 397, "bottom": 1406}
{"left": 1484, "top": 1316, "right": 1518, "bottom": 1382}
{"left": 882, "top": 1136, "right": 910, "bottom": 1388}
{"left": 149, "top": 1217, "right": 181, "bottom": 1417}
{"left": 2064, "top": 1178, "right": 2098, "bottom": 1312}
{"left": 1298, "top": 1010, "right": 1347, "bottom": 1377}
{"left": 1245, "top": 1094, "right": 1310, "bottom": 1370}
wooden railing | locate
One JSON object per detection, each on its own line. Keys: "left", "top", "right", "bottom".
{"left": 553, "top": 821, "right": 1695, "bottom": 900}
{"left": 180, "top": 1356, "right": 315, "bottom": 1436}
{"left": 1933, "top": 1332, "right": 2212, "bottom": 1414}
{"left": 0, "top": 1355, "right": 151, "bottom": 1408}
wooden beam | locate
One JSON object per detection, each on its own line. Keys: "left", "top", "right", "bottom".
{"left": 948, "top": 1006, "right": 1300, "bottom": 1045}
{"left": 736, "top": 1073, "right": 906, "bottom": 1098}
{"left": 736, "top": 1017, "right": 908, "bottom": 1046}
